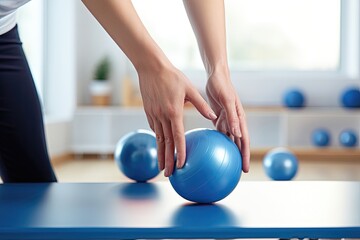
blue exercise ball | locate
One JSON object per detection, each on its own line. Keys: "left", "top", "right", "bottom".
{"left": 312, "top": 129, "right": 331, "bottom": 147}
{"left": 114, "top": 129, "right": 159, "bottom": 182}
{"left": 263, "top": 148, "right": 298, "bottom": 181}
{"left": 339, "top": 130, "right": 358, "bottom": 147}
{"left": 169, "top": 129, "right": 242, "bottom": 204}
{"left": 341, "top": 87, "right": 360, "bottom": 108}
{"left": 283, "top": 89, "right": 305, "bottom": 108}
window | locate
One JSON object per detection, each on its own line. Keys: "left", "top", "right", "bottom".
{"left": 133, "top": 0, "right": 359, "bottom": 106}
{"left": 17, "top": 0, "right": 44, "bottom": 101}
{"left": 226, "top": 0, "right": 340, "bottom": 71}
{"left": 133, "top": 0, "right": 341, "bottom": 72}
{"left": 133, "top": 0, "right": 201, "bottom": 70}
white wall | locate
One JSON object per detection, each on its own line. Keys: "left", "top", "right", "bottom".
{"left": 75, "top": 1, "right": 129, "bottom": 106}
{"left": 44, "top": 0, "right": 76, "bottom": 119}
{"left": 44, "top": 1, "right": 132, "bottom": 158}
{"left": 45, "top": 120, "right": 71, "bottom": 157}
{"left": 44, "top": 0, "right": 77, "bottom": 157}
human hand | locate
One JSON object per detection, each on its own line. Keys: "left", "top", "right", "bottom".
{"left": 206, "top": 71, "right": 250, "bottom": 173}
{"left": 138, "top": 64, "right": 217, "bottom": 177}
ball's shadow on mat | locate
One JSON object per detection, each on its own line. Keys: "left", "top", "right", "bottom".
{"left": 117, "top": 182, "right": 159, "bottom": 200}
{"left": 171, "top": 203, "right": 239, "bottom": 227}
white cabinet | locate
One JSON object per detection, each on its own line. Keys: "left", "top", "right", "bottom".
{"left": 72, "top": 107, "right": 150, "bottom": 154}
{"left": 72, "top": 107, "right": 360, "bottom": 154}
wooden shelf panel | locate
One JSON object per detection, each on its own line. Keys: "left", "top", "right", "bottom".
{"left": 251, "top": 148, "right": 360, "bottom": 161}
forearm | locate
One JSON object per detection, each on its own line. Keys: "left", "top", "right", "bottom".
{"left": 81, "top": 0, "right": 171, "bottom": 73}
{"left": 183, "top": 0, "right": 229, "bottom": 76}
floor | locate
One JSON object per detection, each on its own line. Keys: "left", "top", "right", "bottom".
{"left": 53, "top": 156, "right": 360, "bottom": 183}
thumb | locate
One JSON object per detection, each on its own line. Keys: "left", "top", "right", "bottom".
{"left": 187, "top": 86, "right": 217, "bottom": 121}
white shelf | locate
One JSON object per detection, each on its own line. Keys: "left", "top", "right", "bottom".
{"left": 72, "top": 106, "right": 360, "bottom": 154}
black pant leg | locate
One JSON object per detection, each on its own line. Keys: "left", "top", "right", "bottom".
{"left": 0, "top": 25, "right": 57, "bottom": 183}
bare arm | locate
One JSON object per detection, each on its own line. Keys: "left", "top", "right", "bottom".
{"left": 81, "top": 0, "right": 217, "bottom": 177}
{"left": 183, "top": 0, "right": 250, "bottom": 172}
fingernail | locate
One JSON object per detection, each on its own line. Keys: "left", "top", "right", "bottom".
{"left": 209, "top": 112, "right": 217, "bottom": 120}
{"left": 176, "top": 160, "right": 182, "bottom": 169}
{"left": 164, "top": 168, "right": 169, "bottom": 177}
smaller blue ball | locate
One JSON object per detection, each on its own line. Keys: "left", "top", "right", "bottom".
{"left": 283, "top": 89, "right": 305, "bottom": 108}
{"left": 114, "top": 129, "right": 159, "bottom": 182}
{"left": 339, "top": 130, "right": 358, "bottom": 147}
{"left": 341, "top": 87, "right": 360, "bottom": 108}
{"left": 263, "top": 148, "right": 298, "bottom": 181}
{"left": 312, "top": 129, "right": 331, "bottom": 147}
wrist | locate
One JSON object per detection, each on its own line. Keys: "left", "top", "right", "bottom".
{"left": 206, "top": 61, "right": 230, "bottom": 79}
{"left": 132, "top": 48, "right": 173, "bottom": 76}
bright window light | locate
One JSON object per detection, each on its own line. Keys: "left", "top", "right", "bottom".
{"left": 226, "top": 0, "right": 341, "bottom": 71}
{"left": 133, "top": 0, "right": 341, "bottom": 72}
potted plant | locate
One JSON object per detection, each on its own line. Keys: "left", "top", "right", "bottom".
{"left": 90, "top": 57, "right": 112, "bottom": 106}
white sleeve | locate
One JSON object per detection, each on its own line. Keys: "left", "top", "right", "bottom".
{"left": 0, "top": 0, "right": 31, "bottom": 18}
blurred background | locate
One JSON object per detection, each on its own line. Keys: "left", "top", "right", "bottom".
{"left": 14, "top": 0, "right": 360, "bottom": 182}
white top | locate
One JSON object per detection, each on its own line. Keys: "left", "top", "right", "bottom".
{"left": 0, "top": 0, "right": 30, "bottom": 35}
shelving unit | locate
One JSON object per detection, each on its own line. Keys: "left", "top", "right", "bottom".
{"left": 72, "top": 106, "right": 360, "bottom": 159}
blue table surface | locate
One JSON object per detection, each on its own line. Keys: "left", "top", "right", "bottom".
{"left": 0, "top": 181, "right": 359, "bottom": 239}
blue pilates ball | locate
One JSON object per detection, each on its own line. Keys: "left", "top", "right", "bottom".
{"left": 341, "top": 87, "right": 360, "bottom": 108}
{"left": 339, "top": 130, "right": 358, "bottom": 147}
{"left": 312, "top": 129, "right": 331, "bottom": 147}
{"left": 114, "top": 129, "right": 159, "bottom": 182}
{"left": 263, "top": 148, "right": 298, "bottom": 181}
{"left": 169, "top": 129, "right": 242, "bottom": 204}
{"left": 283, "top": 89, "right": 305, "bottom": 108}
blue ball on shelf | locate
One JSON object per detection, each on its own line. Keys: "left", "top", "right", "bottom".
{"left": 341, "top": 87, "right": 360, "bottom": 108}
{"left": 114, "top": 129, "right": 159, "bottom": 182}
{"left": 263, "top": 148, "right": 298, "bottom": 181}
{"left": 283, "top": 89, "right": 305, "bottom": 108}
{"left": 339, "top": 130, "right": 358, "bottom": 147}
{"left": 169, "top": 128, "right": 242, "bottom": 204}
{"left": 312, "top": 129, "right": 331, "bottom": 147}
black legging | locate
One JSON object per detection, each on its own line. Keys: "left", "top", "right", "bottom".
{"left": 0, "top": 25, "right": 57, "bottom": 183}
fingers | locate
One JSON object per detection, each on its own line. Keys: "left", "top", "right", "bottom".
{"left": 153, "top": 113, "right": 185, "bottom": 177}
{"left": 187, "top": 86, "right": 217, "bottom": 121}
{"left": 223, "top": 98, "right": 242, "bottom": 138}
{"left": 154, "top": 120, "right": 165, "bottom": 171}
{"left": 236, "top": 99, "right": 250, "bottom": 173}
{"left": 216, "top": 98, "right": 250, "bottom": 173}
{"left": 216, "top": 112, "right": 229, "bottom": 135}
{"left": 162, "top": 120, "right": 175, "bottom": 177}
{"left": 171, "top": 116, "right": 186, "bottom": 170}
{"left": 238, "top": 106, "right": 250, "bottom": 173}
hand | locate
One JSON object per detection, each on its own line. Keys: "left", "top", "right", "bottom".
{"left": 138, "top": 64, "right": 217, "bottom": 177}
{"left": 206, "top": 71, "right": 250, "bottom": 172}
